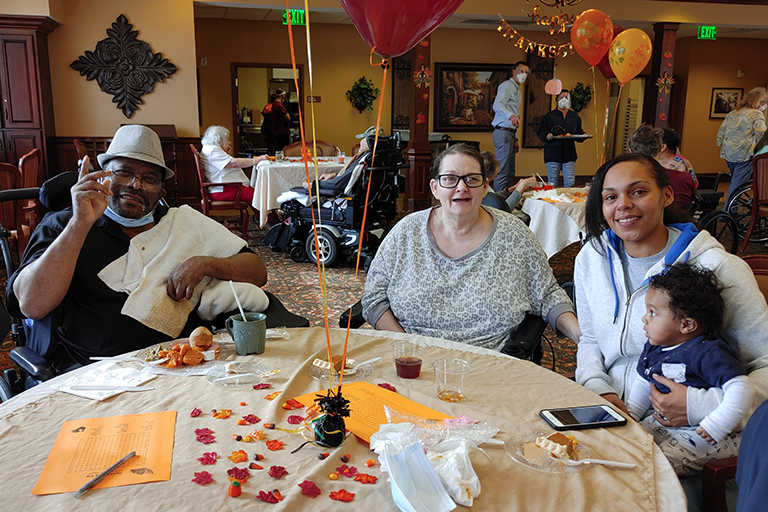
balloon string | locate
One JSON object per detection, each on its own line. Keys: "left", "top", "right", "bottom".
{"left": 591, "top": 66, "right": 599, "bottom": 165}
{"left": 606, "top": 83, "right": 624, "bottom": 163}
{"left": 340, "top": 51, "right": 388, "bottom": 387}
{"left": 601, "top": 79, "right": 611, "bottom": 165}
{"left": 284, "top": 0, "right": 333, "bottom": 389}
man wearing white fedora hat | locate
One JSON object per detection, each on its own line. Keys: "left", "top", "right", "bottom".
{"left": 8, "top": 125, "right": 268, "bottom": 369}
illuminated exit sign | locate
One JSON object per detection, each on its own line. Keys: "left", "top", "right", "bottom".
{"left": 698, "top": 26, "right": 717, "bottom": 40}
{"left": 282, "top": 9, "right": 306, "bottom": 26}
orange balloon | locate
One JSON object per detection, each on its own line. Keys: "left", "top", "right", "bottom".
{"left": 570, "top": 9, "right": 613, "bottom": 66}
{"left": 608, "top": 29, "right": 653, "bottom": 84}
{"left": 545, "top": 79, "right": 562, "bottom": 95}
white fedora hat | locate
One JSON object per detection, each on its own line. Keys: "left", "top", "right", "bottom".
{"left": 97, "top": 125, "right": 174, "bottom": 179}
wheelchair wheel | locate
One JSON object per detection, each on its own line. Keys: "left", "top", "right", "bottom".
{"left": 305, "top": 229, "right": 338, "bottom": 266}
{"left": 725, "top": 183, "right": 768, "bottom": 243}
{"left": 699, "top": 209, "right": 739, "bottom": 254}
{"left": 290, "top": 246, "right": 306, "bottom": 263}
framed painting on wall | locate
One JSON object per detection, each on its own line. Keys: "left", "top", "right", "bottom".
{"left": 710, "top": 88, "right": 743, "bottom": 119}
{"left": 433, "top": 63, "right": 512, "bottom": 132}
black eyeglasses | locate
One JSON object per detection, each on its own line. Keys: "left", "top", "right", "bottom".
{"left": 436, "top": 173, "right": 485, "bottom": 188}
{"left": 110, "top": 169, "right": 164, "bottom": 192}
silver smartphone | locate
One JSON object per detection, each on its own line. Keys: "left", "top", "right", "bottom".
{"left": 540, "top": 405, "right": 627, "bottom": 431}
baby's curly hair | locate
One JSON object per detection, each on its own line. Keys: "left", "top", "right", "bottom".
{"left": 648, "top": 262, "right": 725, "bottom": 336}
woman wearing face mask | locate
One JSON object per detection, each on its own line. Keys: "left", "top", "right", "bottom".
{"left": 717, "top": 86, "right": 768, "bottom": 209}
{"left": 537, "top": 89, "right": 585, "bottom": 188}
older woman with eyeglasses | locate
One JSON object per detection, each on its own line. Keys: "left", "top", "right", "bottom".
{"left": 362, "top": 144, "right": 579, "bottom": 353}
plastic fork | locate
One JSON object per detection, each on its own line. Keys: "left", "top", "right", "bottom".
{"left": 551, "top": 455, "right": 635, "bottom": 469}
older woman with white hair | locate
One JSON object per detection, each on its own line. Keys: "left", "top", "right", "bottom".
{"left": 201, "top": 125, "right": 277, "bottom": 226}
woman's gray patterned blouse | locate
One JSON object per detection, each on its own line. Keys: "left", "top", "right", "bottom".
{"left": 362, "top": 207, "right": 573, "bottom": 350}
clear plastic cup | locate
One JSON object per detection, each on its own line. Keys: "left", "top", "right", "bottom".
{"left": 392, "top": 340, "right": 426, "bottom": 379}
{"left": 432, "top": 358, "right": 470, "bottom": 402}
{"left": 275, "top": 151, "right": 284, "bottom": 161}
{"left": 338, "top": 152, "right": 345, "bottom": 164}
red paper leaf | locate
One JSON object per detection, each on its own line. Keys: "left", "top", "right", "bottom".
{"left": 253, "top": 383, "right": 271, "bottom": 390}
{"left": 354, "top": 473, "right": 378, "bottom": 484}
{"left": 242, "top": 414, "right": 261, "bottom": 424}
{"left": 227, "top": 466, "right": 250, "bottom": 481}
{"left": 257, "top": 490, "right": 279, "bottom": 503}
{"left": 197, "top": 452, "right": 218, "bottom": 465}
{"left": 190, "top": 407, "right": 202, "bottom": 417}
{"left": 336, "top": 464, "right": 358, "bottom": 477}
{"left": 268, "top": 465, "right": 288, "bottom": 478}
{"left": 298, "top": 480, "right": 322, "bottom": 498}
{"left": 287, "top": 415, "right": 304, "bottom": 425}
{"left": 377, "top": 383, "right": 396, "bottom": 392}
{"left": 192, "top": 471, "right": 213, "bottom": 485}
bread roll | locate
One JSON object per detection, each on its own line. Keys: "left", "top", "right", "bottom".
{"left": 190, "top": 326, "right": 213, "bottom": 351}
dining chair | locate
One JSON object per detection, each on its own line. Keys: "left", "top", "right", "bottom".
{"left": 699, "top": 254, "right": 768, "bottom": 512}
{"left": 0, "top": 163, "right": 28, "bottom": 261}
{"left": 18, "top": 148, "right": 41, "bottom": 245}
{"left": 282, "top": 140, "right": 337, "bottom": 157}
{"left": 189, "top": 144, "right": 249, "bottom": 239}
{"left": 739, "top": 153, "right": 768, "bottom": 252}
{"left": 73, "top": 139, "right": 88, "bottom": 161}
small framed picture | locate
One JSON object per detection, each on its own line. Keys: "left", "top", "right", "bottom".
{"left": 710, "top": 88, "right": 743, "bottom": 119}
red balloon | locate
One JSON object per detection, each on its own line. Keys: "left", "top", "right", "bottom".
{"left": 596, "top": 25, "right": 624, "bottom": 79}
{"left": 570, "top": 9, "right": 613, "bottom": 66}
{"left": 339, "top": 0, "right": 464, "bottom": 58}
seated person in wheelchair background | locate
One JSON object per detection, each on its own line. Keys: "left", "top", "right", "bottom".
{"left": 8, "top": 125, "right": 268, "bottom": 370}
{"left": 301, "top": 125, "right": 384, "bottom": 193}
{"left": 362, "top": 143, "right": 580, "bottom": 355}
{"left": 627, "top": 124, "right": 697, "bottom": 211}
{"left": 480, "top": 150, "right": 535, "bottom": 224}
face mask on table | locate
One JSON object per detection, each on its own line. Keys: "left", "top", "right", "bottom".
{"left": 557, "top": 97, "right": 571, "bottom": 109}
{"left": 516, "top": 72, "right": 528, "bottom": 84}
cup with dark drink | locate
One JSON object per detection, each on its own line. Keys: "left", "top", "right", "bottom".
{"left": 392, "top": 340, "right": 426, "bottom": 379}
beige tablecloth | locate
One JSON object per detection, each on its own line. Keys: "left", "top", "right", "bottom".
{"left": 0, "top": 328, "right": 685, "bottom": 511}
{"left": 250, "top": 159, "right": 345, "bottom": 226}
{"left": 522, "top": 188, "right": 587, "bottom": 258}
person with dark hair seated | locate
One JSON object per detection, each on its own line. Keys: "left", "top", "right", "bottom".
{"left": 628, "top": 124, "right": 696, "bottom": 210}
{"left": 657, "top": 127, "right": 697, "bottom": 187}
{"left": 8, "top": 125, "right": 269, "bottom": 370}
{"left": 362, "top": 143, "right": 579, "bottom": 354}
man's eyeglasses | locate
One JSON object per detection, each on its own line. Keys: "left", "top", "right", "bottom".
{"left": 110, "top": 169, "right": 164, "bottom": 192}
{"left": 436, "top": 174, "right": 485, "bottom": 188}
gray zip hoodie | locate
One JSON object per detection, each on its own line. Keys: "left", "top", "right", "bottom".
{"left": 575, "top": 223, "right": 768, "bottom": 426}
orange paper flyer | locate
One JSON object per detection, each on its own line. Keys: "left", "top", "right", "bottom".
{"left": 295, "top": 381, "right": 451, "bottom": 442}
{"left": 33, "top": 410, "right": 176, "bottom": 495}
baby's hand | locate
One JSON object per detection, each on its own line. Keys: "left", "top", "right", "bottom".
{"left": 696, "top": 426, "right": 717, "bottom": 445}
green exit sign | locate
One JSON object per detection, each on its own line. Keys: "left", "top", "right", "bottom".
{"left": 698, "top": 26, "right": 717, "bottom": 40}
{"left": 282, "top": 9, "right": 306, "bottom": 26}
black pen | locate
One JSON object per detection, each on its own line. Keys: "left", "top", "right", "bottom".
{"left": 73, "top": 451, "right": 136, "bottom": 498}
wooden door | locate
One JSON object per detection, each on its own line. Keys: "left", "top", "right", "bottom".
{"left": 4, "top": 129, "right": 41, "bottom": 168}
{"left": 0, "top": 33, "right": 41, "bottom": 129}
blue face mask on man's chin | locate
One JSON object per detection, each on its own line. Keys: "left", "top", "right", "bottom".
{"left": 103, "top": 205, "right": 156, "bottom": 227}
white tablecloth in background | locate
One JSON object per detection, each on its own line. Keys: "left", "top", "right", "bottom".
{"left": 250, "top": 159, "right": 345, "bottom": 227}
{"left": 522, "top": 188, "right": 587, "bottom": 258}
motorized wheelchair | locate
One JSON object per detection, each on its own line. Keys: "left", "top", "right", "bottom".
{"left": 0, "top": 173, "right": 309, "bottom": 402}
{"left": 264, "top": 133, "right": 407, "bottom": 269}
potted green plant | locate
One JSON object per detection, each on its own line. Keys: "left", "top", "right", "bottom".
{"left": 346, "top": 76, "right": 380, "bottom": 113}
{"left": 570, "top": 82, "right": 592, "bottom": 113}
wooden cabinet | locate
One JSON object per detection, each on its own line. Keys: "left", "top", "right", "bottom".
{"left": 0, "top": 16, "right": 58, "bottom": 180}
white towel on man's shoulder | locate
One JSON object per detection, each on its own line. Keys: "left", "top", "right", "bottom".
{"left": 98, "top": 205, "right": 268, "bottom": 337}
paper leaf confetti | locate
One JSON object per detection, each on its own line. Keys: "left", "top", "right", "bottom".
{"left": 195, "top": 428, "right": 215, "bottom": 444}
{"left": 330, "top": 489, "right": 355, "bottom": 502}
{"left": 227, "top": 466, "right": 251, "bottom": 481}
{"left": 269, "top": 465, "right": 288, "bottom": 478}
{"left": 257, "top": 490, "right": 279, "bottom": 503}
{"left": 336, "top": 465, "right": 358, "bottom": 477}
{"left": 298, "top": 480, "right": 322, "bottom": 498}
{"left": 354, "top": 473, "right": 377, "bottom": 484}
{"left": 282, "top": 398, "right": 304, "bottom": 410}
{"left": 192, "top": 471, "right": 213, "bottom": 485}
{"left": 228, "top": 450, "right": 249, "bottom": 463}
{"left": 253, "top": 383, "right": 271, "bottom": 390}
{"left": 264, "top": 391, "right": 282, "bottom": 401}
{"left": 266, "top": 439, "right": 284, "bottom": 451}
{"left": 197, "top": 452, "right": 218, "bottom": 465}
{"left": 287, "top": 415, "right": 304, "bottom": 425}
{"left": 242, "top": 414, "right": 261, "bottom": 424}
{"left": 377, "top": 383, "right": 397, "bottom": 392}
{"left": 190, "top": 407, "right": 202, "bottom": 417}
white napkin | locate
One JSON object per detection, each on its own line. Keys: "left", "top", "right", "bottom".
{"left": 531, "top": 189, "right": 574, "bottom": 203}
{"left": 56, "top": 362, "right": 157, "bottom": 401}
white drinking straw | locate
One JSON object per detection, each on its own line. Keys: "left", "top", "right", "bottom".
{"left": 229, "top": 280, "right": 247, "bottom": 320}
{"left": 535, "top": 172, "right": 546, "bottom": 187}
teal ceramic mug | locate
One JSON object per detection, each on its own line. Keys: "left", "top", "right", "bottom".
{"left": 226, "top": 312, "right": 267, "bottom": 355}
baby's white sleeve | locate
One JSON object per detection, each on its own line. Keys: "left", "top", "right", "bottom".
{"left": 627, "top": 374, "right": 652, "bottom": 421}
{"left": 698, "top": 375, "right": 753, "bottom": 443}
